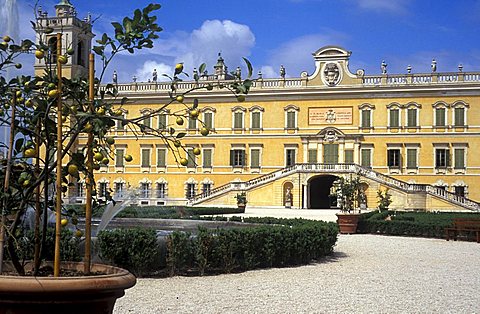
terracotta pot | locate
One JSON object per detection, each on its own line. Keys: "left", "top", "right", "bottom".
{"left": 336, "top": 213, "right": 361, "bottom": 234}
{"left": 237, "top": 203, "right": 246, "bottom": 213}
{"left": 0, "top": 262, "right": 136, "bottom": 314}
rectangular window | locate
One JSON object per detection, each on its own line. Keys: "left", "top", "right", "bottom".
{"left": 454, "top": 107, "right": 465, "bottom": 127}
{"left": 140, "top": 183, "right": 150, "bottom": 198}
{"left": 454, "top": 186, "right": 465, "bottom": 197}
{"left": 435, "top": 148, "right": 450, "bottom": 168}
{"left": 157, "top": 148, "right": 166, "bottom": 167}
{"left": 76, "top": 182, "right": 84, "bottom": 198}
{"left": 361, "top": 110, "right": 371, "bottom": 128}
{"left": 407, "top": 109, "right": 417, "bottom": 127}
{"left": 454, "top": 148, "right": 465, "bottom": 169}
{"left": 188, "top": 117, "right": 197, "bottom": 130}
{"left": 435, "top": 108, "right": 446, "bottom": 127}
{"left": 98, "top": 182, "right": 108, "bottom": 198}
{"left": 230, "top": 149, "right": 246, "bottom": 167}
{"left": 387, "top": 149, "right": 401, "bottom": 168}
{"left": 323, "top": 144, "right": 339, "bottom": 164}
{"left": 115, "top": 149, "right": 124, "bottom": 167}
{"left": 286, "top": 111, "right": 296, "bottom": 129}
{"left": 186, "top": 183, "right": 195, "bottom": 199}
{"left": 202, "top": 183, "right": 211, "bottom": 196}
{"left": 142, "top": 115, "right": 151, "bottom": 128}
{"left": 389, "top": 109, "right": 399, "bottom": 128}
{"left": 203, "top": 149, "right": 212, "bottom": 168}
{"left": 234, "top": 112, "right": 243, "bottom": 129}
{"left": 158, "top": 114, "right": 167, "bottom": 129}
{"left": 308, "top": 149, "right": 317, "bottom": 163}
{"left": 251, "top": 112, "right": 261, "bottom": 129}
{"left": 250, "top": 149, "right": 260, "bottom": 168}
{"left": 141, "top": 149, "right": 151, "bottom": 167}
{"left": 116, "top": 114, "right": 125, "bottom": 130}
{"left": 286, "top": 149, "right": 296, "bottom": 167}
{"left": 156, "top": 183, "right": 166, "bottom": 198}
{"left": 187, "top": 148, "right": 195, "bottom": 168}
{"left": 406, "top": 149, "right": 417, "bottom": 169}
{"left": 344, "top": 150, "right": 354, "bottom": 163}
{"left": 361, "top": 149, "right": 371, "bottom": 168}
{"left": 115, "top": 182, "right": 124, "bottom": 198}
{"left": 204, "top": 112, "right": 213, "bottom": 129}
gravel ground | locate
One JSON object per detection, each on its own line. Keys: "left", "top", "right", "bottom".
{"left": 113, "top": 234, "right": 480, "bottom": 314}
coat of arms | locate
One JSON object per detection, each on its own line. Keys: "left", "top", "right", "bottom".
{"left": 323, "top": 62, "right": 340, "bottom": 86}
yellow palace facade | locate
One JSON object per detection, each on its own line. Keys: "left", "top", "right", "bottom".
{"left": 76, "top": 45, "right": 480, "bottom": 212}
{"left": 39, "top": 2, "right": 480, "bottom": 212}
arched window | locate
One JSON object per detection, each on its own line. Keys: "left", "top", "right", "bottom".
{"left": 48, "top": 37, "right": 58, "bottom": 63}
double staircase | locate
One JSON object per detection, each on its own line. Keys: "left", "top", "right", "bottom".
{"left": 192, "top": 163, "right": 480, "bottom": 212}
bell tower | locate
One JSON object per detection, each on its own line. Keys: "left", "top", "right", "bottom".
{"left": 34, "top": 0, "right": 94, "bottom": 79}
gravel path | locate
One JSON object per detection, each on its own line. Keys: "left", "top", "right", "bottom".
{"left": 113, "top": 234, "right": 480, "bottom": 314}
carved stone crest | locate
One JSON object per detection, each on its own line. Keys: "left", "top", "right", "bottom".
{"left": 324, "top": 130, "right": 338, "bottom": 143}
{"left": 322, "top": 62, "right": 341, "bottom": 86}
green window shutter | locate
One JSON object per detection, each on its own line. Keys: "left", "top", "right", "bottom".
{"left": 323, "top": 144, "right": 338, "bottom": 164}
{"left": 188, "top": 117, "right": 197, "bottom": 129}
{"left": 390, "top": 109, "right": 399, "bottom": 127}
{"left": 406, "top": 149, "right": 417, "bottom": 168}
{"left": 251, "top": 149, "right": 260, "bottom": 167}
{"left": 308, "top": 149, "right": 317, "bottom": 163}
{"left": 234, "top": 112, "right": 243, "bottom": 129}
{"left": 229, "top": 150, "right": 234, "bottom": 166}
{"left": 361, "top": 149, "right": 371, "bottom": 167}
{"left": 158, "top": 114, "right": 167, "bottom": 129}
{"left": 240, "top": 150, "right": 246, "bottom": 166}
{"left": 141, "top": 149, "right": 150, "bottom": 167}
{"left": 252, "top": 112, "right": 260, "bottom": 129}
{"left": 454, "top": 149, "right": 465, "bottom": 169}
{"left": 187, "top": 148, "right": 195, "bottom": 167}
{"left": 204, "top": 112, "right": 213, "bottom": 129}
{"left": 157, "top": 149, "right": 166, "bottom": 167}
{"left": 143, "top": 115, "right": 151, "bottom": 128}
{"left": 454, "top": 108, "right": 465, "bottom": 127}
{"left": 361, "top": 110, "right": 371, "bottom": 128}
{"left": 203, "top": 149, "right": 212, "bottom": 167}
{"left": 407, "top": 109, "right": 417, "bottom": 127}
{"left": 286, "top": 111, "right": 295, "bottom": 128}
{"left": 344, "top": 150, "right": 354, "bottom": 163}
{"left": 436, "top": 108, "right": 445, "bottom": 126}
{"left": 115, "top": 149, "right": 124, "bottom": 167}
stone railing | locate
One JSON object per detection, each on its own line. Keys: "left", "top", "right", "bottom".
{"left": 362, "top": 72, "right": 480, "bottom": 86}
{"left": 192, "top": 163, "right": 480, "bottom": 211}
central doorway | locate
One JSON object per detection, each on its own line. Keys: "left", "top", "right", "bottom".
{"left": 308, "top": 175, "right": 338, "bottom": 209}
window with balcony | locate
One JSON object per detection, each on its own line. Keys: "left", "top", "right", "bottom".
{"left": 323, "top": 144, "right": 338, "bottom": 164}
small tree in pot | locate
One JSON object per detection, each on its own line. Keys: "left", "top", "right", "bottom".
{"left": 331, "top": 175, "right": 364, "bottom": 234}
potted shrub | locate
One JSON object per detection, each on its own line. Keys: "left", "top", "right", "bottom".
{"left": 0, "top": 2, "right": 254, "bottom": 311}
{"left": 377, "top": 188, "right": 392, "bottom": 212}
{"left": 235, "top": 192, "right": 247, "bottom": 212}
{"left": 331, "top": 175, "right": 364, "bottom": 234}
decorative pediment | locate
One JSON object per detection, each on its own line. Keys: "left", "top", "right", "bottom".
{"left": 312, "top": 46, "right": 352, "bottom": 61}
{"left": 316, "top": 127, "right": 345, "bottom": 143}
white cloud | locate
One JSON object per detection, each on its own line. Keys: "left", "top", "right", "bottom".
{"left": 353, "top": 0, "right": 410, "bottom": 14}
{"left": 110, "top": 19, "right": 256, "bottom": 83}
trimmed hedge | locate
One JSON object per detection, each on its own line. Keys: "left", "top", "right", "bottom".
{"left": 97, "top": 228, "right": 161, "bottom": 276}
{"left": 69, "top": 204, "right": 243, "bottom": 219}
{"left": 97, "top": 218, "right": 338, "bottom": 277}
{"left": 357, "top": 211, "right": 480, "bottom": 238}
{"left": 166, "top": 218, "right": 338, "bottom": 276}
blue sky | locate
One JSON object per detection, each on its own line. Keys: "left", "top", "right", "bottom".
{"left": 5, "top": 0, "right": 480, "bottom": 83}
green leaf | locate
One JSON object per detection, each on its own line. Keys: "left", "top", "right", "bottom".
{"left": 243, "top": 57, "right": 253, "bottom": 79}
{"left": 176, "top": 132, "right": 186, "bottom": 139}
{"left": 193, "top": 98, "right": 199, "bottom": 109}
{"left": 92, "top": 46, "right": 104, "bottom": 56}
{"left": 112, "top": 22, "right": 123, "bottom": 33}
{"left": 14, "top": 138, "right": 24, "bottom": 154}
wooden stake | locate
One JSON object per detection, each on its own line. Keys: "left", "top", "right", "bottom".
{"left": 84, "top": 53, "right": 95, "bottom": 274}
{"left": 54, "top": 33, "right": 63, "bottom": 277}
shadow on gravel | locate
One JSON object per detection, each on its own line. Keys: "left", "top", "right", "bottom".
{"left": 311, "top": 251, "right": 349, "bottom": 266}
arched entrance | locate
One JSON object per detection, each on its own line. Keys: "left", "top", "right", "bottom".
{"left": 308, "top": 175, "right": 338, "bottom": 209}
